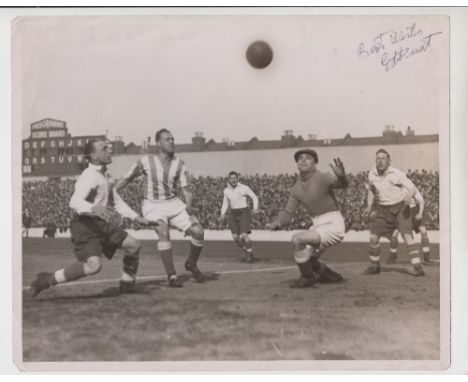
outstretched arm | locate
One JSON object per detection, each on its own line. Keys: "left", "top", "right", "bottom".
{"left": 266, "top": 193, "right": 298, "bottom": 230}
{"left": 363, "top": 188, "right": 375, "bottom": 218}
{"left": 220, "top": 191, "right": 229, "bottom": 219}
{"left": 414, "top": 190, "right": 425, "bottom": 220}
{"left": 246, "top": 186, "right": 259, "bottom": 212}
{"left": 401, "top": 177, "right": 417, "bottom": 202}
{"left": 115, "top": 159, "right": 144, "bottom": 192}
{"left": 329, "top": 157, "right": 348, "bottom": 189}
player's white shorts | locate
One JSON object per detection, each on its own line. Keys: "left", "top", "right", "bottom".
{"left": 310, "top": 211, "right": 346, "bottom": 248}
{"left": 142, "top": 198, "right": 192, "bottom": 232}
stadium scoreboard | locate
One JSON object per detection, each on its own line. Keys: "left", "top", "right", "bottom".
{"left": 22, "top": 118, "right": 111, "bottom": 177}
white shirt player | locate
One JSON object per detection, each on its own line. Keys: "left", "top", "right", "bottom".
{"left": 409, "top": 189, "right": 424, "bottom": 209}
{"left": 367, "top": 166, "right": 416, "bottom": 206}
{"left": 69, "top": 163, "right": 138, "bottom": 220}
{"left": 220, "top": 182, "right": 259, "bottom": 217}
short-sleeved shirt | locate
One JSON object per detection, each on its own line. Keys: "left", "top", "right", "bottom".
{"left": 120, "top": 154, "right": 189, "bottom": 202}
{"left": 367, "top": 166, "right": 415, "bottom": 206}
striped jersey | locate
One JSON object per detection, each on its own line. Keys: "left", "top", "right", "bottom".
{"left": 120, "top": 154, "right": 189, "bottom": 202}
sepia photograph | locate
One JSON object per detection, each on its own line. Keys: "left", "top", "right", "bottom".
{"left": 11, "top": 10, "right": 450, "bottom": 371}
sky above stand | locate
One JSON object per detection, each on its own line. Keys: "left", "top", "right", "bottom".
{"left": 15, "top": 14, "right": 448, "bottom": 145}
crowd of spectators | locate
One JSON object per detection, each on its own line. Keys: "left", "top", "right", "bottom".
{"left": 22, "top": 170, "right": 440, "bottom": 232}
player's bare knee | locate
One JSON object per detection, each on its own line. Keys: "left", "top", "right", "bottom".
{"left": 241, "top": 233, "right": 250, "bottom": 243}
{"left": 122, "top": 235, "right": 142, "bottom": 255}
{"left": 402, "top": 233, "right": 414, "bottom": 245}
{"left": 190, "top": 223, "right": 204, "bottom": 240}
{"left": 156, "top": 221, "right": 169, "bottom": 241}
{"left": 291, "top": 233, "right": 305, "bottom": 249}
{"left": 129, "top": 239, "right": 142, "bottom": 255}
{"left": 232, "top": 234, "right": 242, "bottom": 245}
{"left": 84, "top": 256, "right": 102, "bottom": 275}
{"left": 369, "top": 234, "right": 380, "bottom": 245}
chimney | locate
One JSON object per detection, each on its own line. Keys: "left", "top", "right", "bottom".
{"left": 192, "top": 131, "right": 206, "bottom": 151}
{"left": 281, "top": 129, "right": 296, "bottom": 148}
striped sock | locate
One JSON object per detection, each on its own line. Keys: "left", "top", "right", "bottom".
{"left": 122, "top": 254, "right": 139, "bottom": 282}
{"left": 158, "top": 241, "right": 176, "bottom": 276}
{"left": 187, "top": 237, "right": 203, "bottom": 267}
{"left": 369, "top": 243, "right": 381, "bottom": 266}
{"left": 421, "top": 235, "right": 430, "bottom": 256}
{"left": 62, "top": 263, "right": 86, "bottom": 283}
{"left": 244, "top": 241, "right": 253, "bottom": 256}
{"left": 407, "top": 243, "right": 422, "bottom": 269}
{"left": 390, "top": 236, "right": 398, "bottom": 254}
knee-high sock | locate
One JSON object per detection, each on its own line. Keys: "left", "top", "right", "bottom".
{"left": 187, "top": 237, "right": 203, "bottom": 266}
{"left": 244, "top": 240, "right": 253, "bottom": 255}
{"left": 390, "top": 236, "right": 398, "bottom": 254}
{"left": 158, "top": 241, "right": 176, "bottom": 276}
{"left": 234, "top": 237, "right": 244, "bottom": 249}
{"left": 369, "top": 243, "right": 381, "bottom": 266}
{"left": 294, "top": 247, "right": 315, "bottom": 278}
{"left": 54, "top": 262, "right": 86, "bottom": 284}
{"left": 421, "top": 235, "right": 430, "bottom": 255}
{"left": 122, "top": 253, "right": 139, "bottom": 282}
{"left": 407, "top": 242, "right": 422, "bottom": 269}
{"left": 309, "top": 255, "right": 325, "bottom": 276}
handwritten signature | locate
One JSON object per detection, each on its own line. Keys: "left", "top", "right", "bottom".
{"left": 357, "top": 23, "right": 442, "bottom": 71}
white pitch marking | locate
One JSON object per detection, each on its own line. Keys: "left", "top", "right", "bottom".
{"left": 271, "top": 341, "right": 283, "bottom": 358}
{"left": 22, "top": 265, "right": 297, "bottom": 290}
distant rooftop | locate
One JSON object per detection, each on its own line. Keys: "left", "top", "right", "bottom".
{"left": 125, "top": 129, "right": 438, "bottom": 155}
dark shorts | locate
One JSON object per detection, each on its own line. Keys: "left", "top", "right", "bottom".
{"left": 228, "top": 208, "right": 252, "bottom": 235}
{"left": 370, "top": 202, "right": 413, "bottom": 240}
{"left": 70, "top": 215, "right": 128, "bottom": 262}
{"left": 410, "top": 206, "right": 426, "bottom": 233}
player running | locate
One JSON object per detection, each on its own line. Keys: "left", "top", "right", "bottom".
{"left": 386, "top": 187, "right": 432, "bottom": 264}
{"left": 364, "top": 149, "right": 425, "bottom": 276}
{"left": 219, "top": 171, "right": 259, "bottom": 263}
{"left": 30, "top": 140, "right": 149, "bottom": 297}
{"left": 266, "top": 149, "right": 348, "bottom": 288}
{"left": 115, "top": 129, "right": 205, "bottom": 287}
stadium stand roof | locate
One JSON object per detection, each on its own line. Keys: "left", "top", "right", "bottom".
{"left": 130, "top": 133, "right": 439, "bottom": 155}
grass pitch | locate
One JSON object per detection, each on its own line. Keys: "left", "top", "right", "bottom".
{"left": 22, "top": 238, "right": 440, "bottom": 362}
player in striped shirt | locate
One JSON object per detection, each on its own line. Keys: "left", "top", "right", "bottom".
{"left": 116, "top": 129, "right": 205, "bottom": 287}
{"left": 386, "top": 188, "right": 432, "bottom": 264}
{"left": 219, "top": 171, "right": 259, "bottom": 263}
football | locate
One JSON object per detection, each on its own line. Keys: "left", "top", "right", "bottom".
{"left": 246, "top": 40, "right": 274, "bottom": 69}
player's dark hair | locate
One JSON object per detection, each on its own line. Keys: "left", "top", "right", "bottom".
{"left": 155, "top": 128, "right": 171, "bottom": 142}
{"left": 228, "top": 171, "right": 239, "bottom": 177}
{"left": 376, "top": 148, "right": 390, "bottom": 158}
{"left": 84, "top": 140, "right": 98, "bottom": 161}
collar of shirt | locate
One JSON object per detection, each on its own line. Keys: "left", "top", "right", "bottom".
{"left": 371, "top": 166, "right": 395, "bottom": 177}
{"left": 88, "top": 162, "right": 107, "bottom": 174}
{"left": 299, "top": 169, "right": 317, "bottom": 182}
{"left": 227, "top": 182, "right": 241, "bottom": 190}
